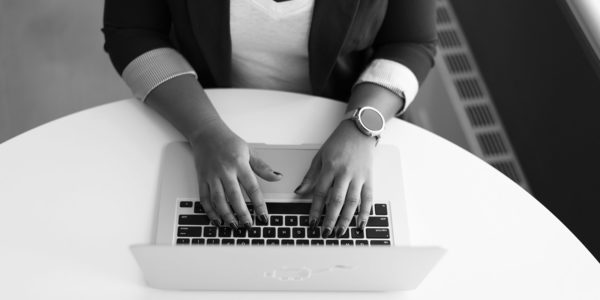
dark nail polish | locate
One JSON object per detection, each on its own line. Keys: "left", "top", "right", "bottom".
{"left": 309, "top": 219, "right": 317, "bottom": 229}
{"left": 273, "top": 171, "right": 282, "bottom": 176}
{"left": 322, "top": 228, "right": 332, "bottom": 238}
{"left": 335, "top": 227, "right": 346, "bottom": 238}
{"left": 258, "top": 214, "right": 269, "bottom": 225}
{"left": 359, "top": 220, "right": 366, "bottom": 231}
{"left": 244, "top": 222, "right": 252, "bottom": 229}
{"left": 229, "top": 222, "right": 239, "bottom": 230}
{"left": 211, "top": 219, "right": 221, "bottom": 227}
{"left": 294, "top": 185, "right": 302, "bottom": 194}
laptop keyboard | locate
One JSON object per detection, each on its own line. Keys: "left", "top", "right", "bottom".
{"left": 174, "top": 199, "right": 392, "bottom": 246}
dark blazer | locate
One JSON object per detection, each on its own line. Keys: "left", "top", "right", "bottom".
{"left": 103, "top": 0, "right": 437, "bottom": 101}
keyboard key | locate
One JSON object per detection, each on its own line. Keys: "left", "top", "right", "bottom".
{"left": 370, "top": 207, "right": 374, "bottom": 215}
{"left": 256, "top": 215, "right": 268, "bottom": 226}
{"left": 207, "top": 238, "right": 220, "bottom": 245}
{"left": 326, "top": 240, "right": 339, "bottom": 246}
{"left": 178, "top": 227, "right": 203, "bottom": 237}
{"left": 349, "top": 217, "right": 357, "bottom": 226}
{"left": 285, "top": 216, "right": 298, "bottom": 226}
{"left": 265, "top": 203, "right": 311, "bottom": 214}
{"left": 270, "top": 216, "right": 283, "bottom": 226}
{"left": 246, "top": 204, "right": 255, "bottom": 215}
{"left": 263, "top": 227, "right": 276, "bottom": 238}
{"left": 371, "top": 240, "right": 391, "bottom": 246}
{"left": 194, "top": 201, "right": 204, "bottom": 213}
{"left": 367, "top": 217, "right": 389, "bottom": 227}
{"left": 350, "top": 228, "right": 364, "bottom": 238}
{"left": 222, "top": 239, "right": 235, "bottom": 245}
{"left": 293, "top": 227, "right": 305, "bottom": 238}
{"left": 180, "top": 201, "right": 193, "bottom": 208}
{"left": 248, "top": 227, "right": 261, "bottom": 238}
{"left": 307, "top": 227, "right": 321, "bottom": 238}
{"left": 318, "top": 216, "right": 325, "bottom": 226}
{"left": 233, "top": 228, "right": 247, "bottom": 237}
{"left": 338, "top": 230, "right": 350, "bottom": 239}
{"left": 251, "top": 239, "right": 265, "bottom": 245}
{"left": 374, "top": 204, "right": 388, "bottom": 215}
{"left": 267, "top": 239, "right": 280, "bottom": 245}
{"left": 179, "top": 215, "right": 210, "bottom": 225}
{"left": 191, "top": 238, "right": 205, "bottom": 245}
{"left": 311, "top": 239, "right": 324, "bottom": 246}
{"left": 296, "top": 239, "right": 309, "bottom": 245}
{"left": 366, "top": 228, "right": 390, "bottom": 239}
{"left": 340, "top": 240, "right": 354, "bottom": 246}
{"left": 299, "top": 216, "right": 310, "bottom": 226}
{"left": 218, "top": 227, "right": 232, "bottom": 237}
{"left": 176, "top": 238, "right": 190, "bottom": 245}
{"left": 281, "top": 239, "right": 294, "bottom": 245}
{"left": 203, "top": 227, "right": 217, "bottom": 237}
{"left": 277, "top": 227, "right": 291, "bottom": 238}
{"left": 237, "top": 239, "right": 250, "bottom": 246}
{"left": 356, "top": 240, "right": 369, "bottom": 246}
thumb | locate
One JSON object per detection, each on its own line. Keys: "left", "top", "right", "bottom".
{"left": 294, "top": 154, "right": 321, "bottom": 195}
{"left": 249, "top": 154, "right": 283, "bottom": 182}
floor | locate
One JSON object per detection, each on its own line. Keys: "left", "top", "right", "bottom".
{"left": 0, "top": 0, "right": 130, "bottom": 143}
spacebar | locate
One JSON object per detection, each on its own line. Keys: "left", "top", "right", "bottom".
{"left": 265, "top": 202, "right": 312, "bottom": 214}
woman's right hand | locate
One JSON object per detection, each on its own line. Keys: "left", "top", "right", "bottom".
{"left": 189, "top": 123, "right": 282, "bottom": 229}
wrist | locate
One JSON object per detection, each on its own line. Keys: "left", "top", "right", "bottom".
{"left": 337, "top": 118, "right": 378, "bottom": 147}
{"left": 187, "top": 117, "right": 230, "bottom": 145}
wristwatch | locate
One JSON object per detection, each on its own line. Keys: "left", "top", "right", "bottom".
{"left": 343, "top": 106, "right": 385, "bottom": 146}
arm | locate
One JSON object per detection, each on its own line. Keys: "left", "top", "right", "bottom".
{"left": 102, "top": 0, "right": 278, "bottom": 229}
{"left": 297, "top": 0, "right": 437, "bottom": 238}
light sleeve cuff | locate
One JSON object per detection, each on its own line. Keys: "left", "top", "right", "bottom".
{"left": 354, "top": 58, "right": 420, "bottom": 116}
{"left": 121, "top": 48, "right": 197, "bottom": 102}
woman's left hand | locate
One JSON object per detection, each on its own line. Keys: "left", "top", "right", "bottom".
{"left": 294, "top": 119, "right": 377, "bottom": 238}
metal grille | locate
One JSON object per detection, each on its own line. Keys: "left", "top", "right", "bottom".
{"left": 438, "top": 29, "right": 462, "bottom": 48}
{"left": 445, "top": 53, "right": 472, "bottom": 73}
{"left": 466, "top": 104, "right": 495, "bottom": 127}
{"left": 455, "top": 78, "right": 484, "bottom": 99}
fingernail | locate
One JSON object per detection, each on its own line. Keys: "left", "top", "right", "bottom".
{"left": 244, "top": 222, "right": 252, "bottom": 229}
{"left": 294, "top": 185, "right": 302, "bottom": 194}
{"left": 309, "top": 219, "right": 317, "bottom": 229}
{"left": 335, "top": 227, "right": 346, "bottom": 238}
{"left": 273, "top": 171, "right": 282, "bottom": 176}
{"left": 322, "top": 228, "right": 332, "bottom": 238}
{"left": 359, "top": 220, "right": 366, "bottom": 231}
{"left": 211, "top": 219, "right": 221, "bottom": 227}
{"left": 258, "top": 214, "right": 269, "bottom": 225}
{"left": 229, "top": 222, "right": 238, "bottom": 230}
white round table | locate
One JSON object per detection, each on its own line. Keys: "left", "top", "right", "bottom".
{"left": 0, "top": 89, "right": 598, "bottom": 299}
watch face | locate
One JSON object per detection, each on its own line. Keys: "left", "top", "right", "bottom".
{"left": 360, "top": 108, "right": 384, "bottom": 132}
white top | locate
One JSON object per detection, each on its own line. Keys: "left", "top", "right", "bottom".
{"left": 121, "top": 0, "right": 419, "bottom": 114}
{"left": 230, "top": 0, "right": 313, "bottom": 94}
{"left": 0, "top": 89, "right": 599, "bottom": 299}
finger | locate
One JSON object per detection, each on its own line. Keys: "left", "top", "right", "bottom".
{"left": 221, "top": 176, "right": 251, "bottom": 229}
{"left": 295, "top": 153, "right": 321, "bottom": 195}
{"left": 249, "top": 154, "right": 283, "bottom": 182}
{"left": 357, "top": 180, "right": 374, "bottom": 231}
{"left": 199, "top": 180, "right": 221, "bottom": 226}
{"left": 309, "top": 171, "right": 334, "bottom": 230}
{"left": 209, "top": 179, "right": 236, "bottom": 227}
{"left": 238, "top": 166, "right": 269, "bottom": 224}
{"left": 322, "top": 177, "right": 350, "bottom": 238}
{"left": 335, "top": 180, "right": 362, "bottom": 237}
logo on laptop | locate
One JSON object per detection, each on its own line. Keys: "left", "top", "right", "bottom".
{"left": 264, "top": 265, "right": 355, "bottom": 281}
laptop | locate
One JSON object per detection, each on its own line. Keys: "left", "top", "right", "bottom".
{"left": 131, "top": 142, "right": 445, "bottom": 291}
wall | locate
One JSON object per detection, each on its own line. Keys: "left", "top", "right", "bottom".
{"left": 0, "top": 0, "right": 130, "bottom": 143}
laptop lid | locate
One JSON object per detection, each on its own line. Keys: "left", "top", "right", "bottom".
{"left": 130, "top": 245, "right": 445, "bottom": 291}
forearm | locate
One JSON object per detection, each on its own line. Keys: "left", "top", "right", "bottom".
{"left": 145, "top": 74, "right": 227, "bottom": 141}
{"left": 346, "top": 83, "right": 405, "bottom": 121}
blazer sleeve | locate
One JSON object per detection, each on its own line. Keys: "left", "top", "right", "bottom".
{"left": 372, "top": 0, "right": 438, "bottom": 85}
{"left": 102, "top": 0, "right": 173, "bottom": 75}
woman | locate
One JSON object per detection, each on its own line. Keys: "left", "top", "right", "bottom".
{"left": 102, "top": 0, "right": 437, "bottom": 239}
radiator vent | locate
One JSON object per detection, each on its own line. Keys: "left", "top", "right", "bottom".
{"left": 491, "top": 161, "right": 522, "bottom": 183}
{"left": 436, "top": 6, "right": 452, "bottom": 24}
{"left": 466, "top": 104, "right": 496, "bottom": 127}
{"left": 455, "top": 78, "right": 483, "bottom": 99}
{"left": 438, "top": 29, "right": 462, "bottom": 48}
{"left": 477, "top": 132, "right": 508, "bottom": 156}
{"left": 444, "top": 53, "right": 472, "bottom": 73}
